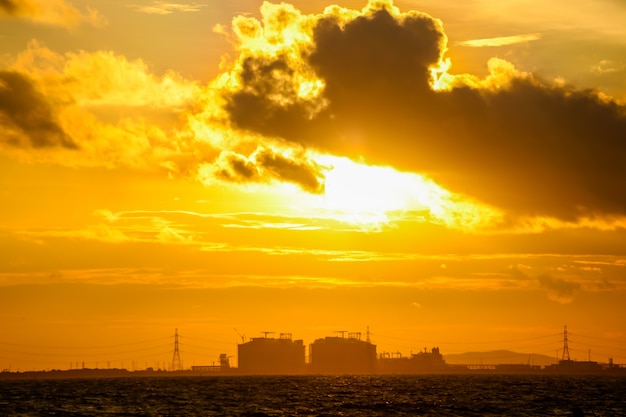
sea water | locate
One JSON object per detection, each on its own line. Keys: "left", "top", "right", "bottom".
{"left": 1, "top": 375, "right": 625, "bottom": 416}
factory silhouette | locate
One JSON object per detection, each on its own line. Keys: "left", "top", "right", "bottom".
{"left": 3, "top": 326, "right": 625, "bottom": 379}
{"left": 235, "top": 330, "right": 381, "bottom": 375}
{"left": 192, "top": 326, "right": 625, "bottom": 376}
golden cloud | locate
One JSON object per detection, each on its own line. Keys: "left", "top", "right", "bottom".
{"left": 129, "top": 1, "right": 206, "bottom": 15}
{"left": 215, "top": 0, "right": 626, "bottom": 223}
{"left": 3, "top": 0, "right": 626, "bottom": 232}
{"left": 456, "top": 33, "right": 542, "bottom": 48}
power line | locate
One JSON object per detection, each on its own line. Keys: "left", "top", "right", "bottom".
{"left": 183, "top": 336, "right": 235, "bottom": 346}
{"left": 0, "top": 337, "right": 171, "bottom": 350}
{"left": 0, "top": 344, "right": 171, "bottom": 358}
{"left": 372, "top": 332, "right": 561, "bottom": 346}
{"left": 569, "top": 332, "right": 626, "bottom": 350}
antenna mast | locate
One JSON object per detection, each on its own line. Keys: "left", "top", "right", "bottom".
{"left": 561, "top": 325, "right": 571, "bottom": 361}
{"left": 171, "top": 328, "right": 182, "bottom": 371}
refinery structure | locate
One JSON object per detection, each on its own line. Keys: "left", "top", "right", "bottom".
{"left": 237, "top": 332, "right": 305, "bottom": 374}
{"left": 236, "top": 330, "right": 378, "bottom": 375}
{"left": 205, "top": 326, "right": 625, "bottom": 376}
{"left": 235, "top": 330, "right": 448, "bottom": 375}
{"left": 2, "top": 326, "right": 626, "bottom": 379}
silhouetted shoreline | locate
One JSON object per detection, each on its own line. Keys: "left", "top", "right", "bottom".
{"left": 3, "top": 362, "right": 626, "bottom": 380}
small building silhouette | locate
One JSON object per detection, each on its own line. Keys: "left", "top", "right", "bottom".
{"left": 238, "top": 333, "right": 305, "bottom": 374}
{"left": 545, "top": 359, "right": 603, "bottom": 375}
{"left": 190, "top": 353, "right": 232, "bottom": 373}
{"left": 378, "top": 347, "right": 446, "bottom": 374}
{"left": 310, "top": 332, "right": 377, "bottom": 374}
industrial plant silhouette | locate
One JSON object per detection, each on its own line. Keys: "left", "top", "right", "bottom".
{"left": 212, "top": 326, "right": 622, "bottom": 376}
{"left": 237, "top": 330, "right": 379, "bottom": 375}
{"left": 2, "top": 326, "right": 625, "bottom": 379}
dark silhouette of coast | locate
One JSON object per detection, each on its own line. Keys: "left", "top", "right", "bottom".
{"left": 3, "top": 339, "right": 625, "bottom": 380}
{"left": 3, "top": 327, "right": 625, "bottom": 379}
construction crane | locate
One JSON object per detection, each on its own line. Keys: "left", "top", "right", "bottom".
{"left": 334, "top": 330, "right": 348, "bottom": 338}
{"left": 233, "top": 328, "right": 246, "bottom": 344}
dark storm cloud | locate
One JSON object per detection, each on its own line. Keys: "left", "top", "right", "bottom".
{"left": 436, "top": 81, "right": 626, "bottom": 220}
{"left": 309, "top": 9, "right": 443, "bottom": 104}
{"left": 223, "top": 4, "right": 626, "bottom": 221}
{"left": 538, "top": 273, "right": 580, "bottom": 300}
{"left": 0, "top": 71, "right": 77, "bottom": 149}
{"left": 0, "top": 0, "right": 21, "bottom": 14}
{"left": 226, "top": 55, "right": 309, "bottom": 141}
{"left": 227, "top": 7, "right": 445, "bottom": 155}
{"left": 256, "top": 148, "right": 324, "bottom": 193}
{"left": 217, "top": 149, "right": 324, "bottom": 193}
{"left": 222, "top": 154, "right": 257, "bottom": 180}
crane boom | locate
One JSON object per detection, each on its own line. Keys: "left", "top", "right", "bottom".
{"left": 233, "top": 328, "right": 246, "bottom": 343}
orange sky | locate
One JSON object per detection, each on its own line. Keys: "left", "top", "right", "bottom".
{"left": 1, "top": 0, "right": 626, "bottom": 371}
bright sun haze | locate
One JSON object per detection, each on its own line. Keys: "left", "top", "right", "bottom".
{"left": 298, "top": 155, "right": 449, "bottom": 226}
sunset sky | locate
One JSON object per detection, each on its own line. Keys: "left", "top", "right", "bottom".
{"left": 2, "top": 0, "right": 626, "bottom": 371}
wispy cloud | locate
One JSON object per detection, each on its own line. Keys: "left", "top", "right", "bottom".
{"left": 0, "top": 269, "right": 416, "bottom": 288}
{"left": 456, "top": 33, "right": 542, "bottom": 48}
{"left": 538, "top": 273, "right": 581, "bottom": 304}
{"left": 129, "top": 1, "right": 206, "bottom": 15}
{"left": 0, "top": 0, "right": 106, "bottom": 28}
{"left": 591, "top": 59, "right": 623, "bottom": 75}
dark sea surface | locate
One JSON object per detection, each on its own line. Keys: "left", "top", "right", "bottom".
{"left": 1, "top": 375, "right": 625, "bottom": 416}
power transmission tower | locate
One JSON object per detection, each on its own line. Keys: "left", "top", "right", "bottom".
{"left": 561, "top": 325, "right": 571, "bottom": 361}
{"left": 171, "top": 328, "right": 182, "bottom": 371}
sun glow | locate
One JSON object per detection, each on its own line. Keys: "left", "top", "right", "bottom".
{"left": 430, "top": 57, "right": 453, "bottom": 91}
{"left": 196, "top": 149, "right": 499, "bottom": 231}
{"left": 298, "top": 154, "right": 501, "bottom": 231}
{"left": 319, "top": 155, "right": 443, "bottom": 213}
{"left": 284, "top": 154, "right": 454, "bottom": 228}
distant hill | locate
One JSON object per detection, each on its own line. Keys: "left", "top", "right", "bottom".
{"left": 443, "top": 350, "right": 556, "bottom": 367}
